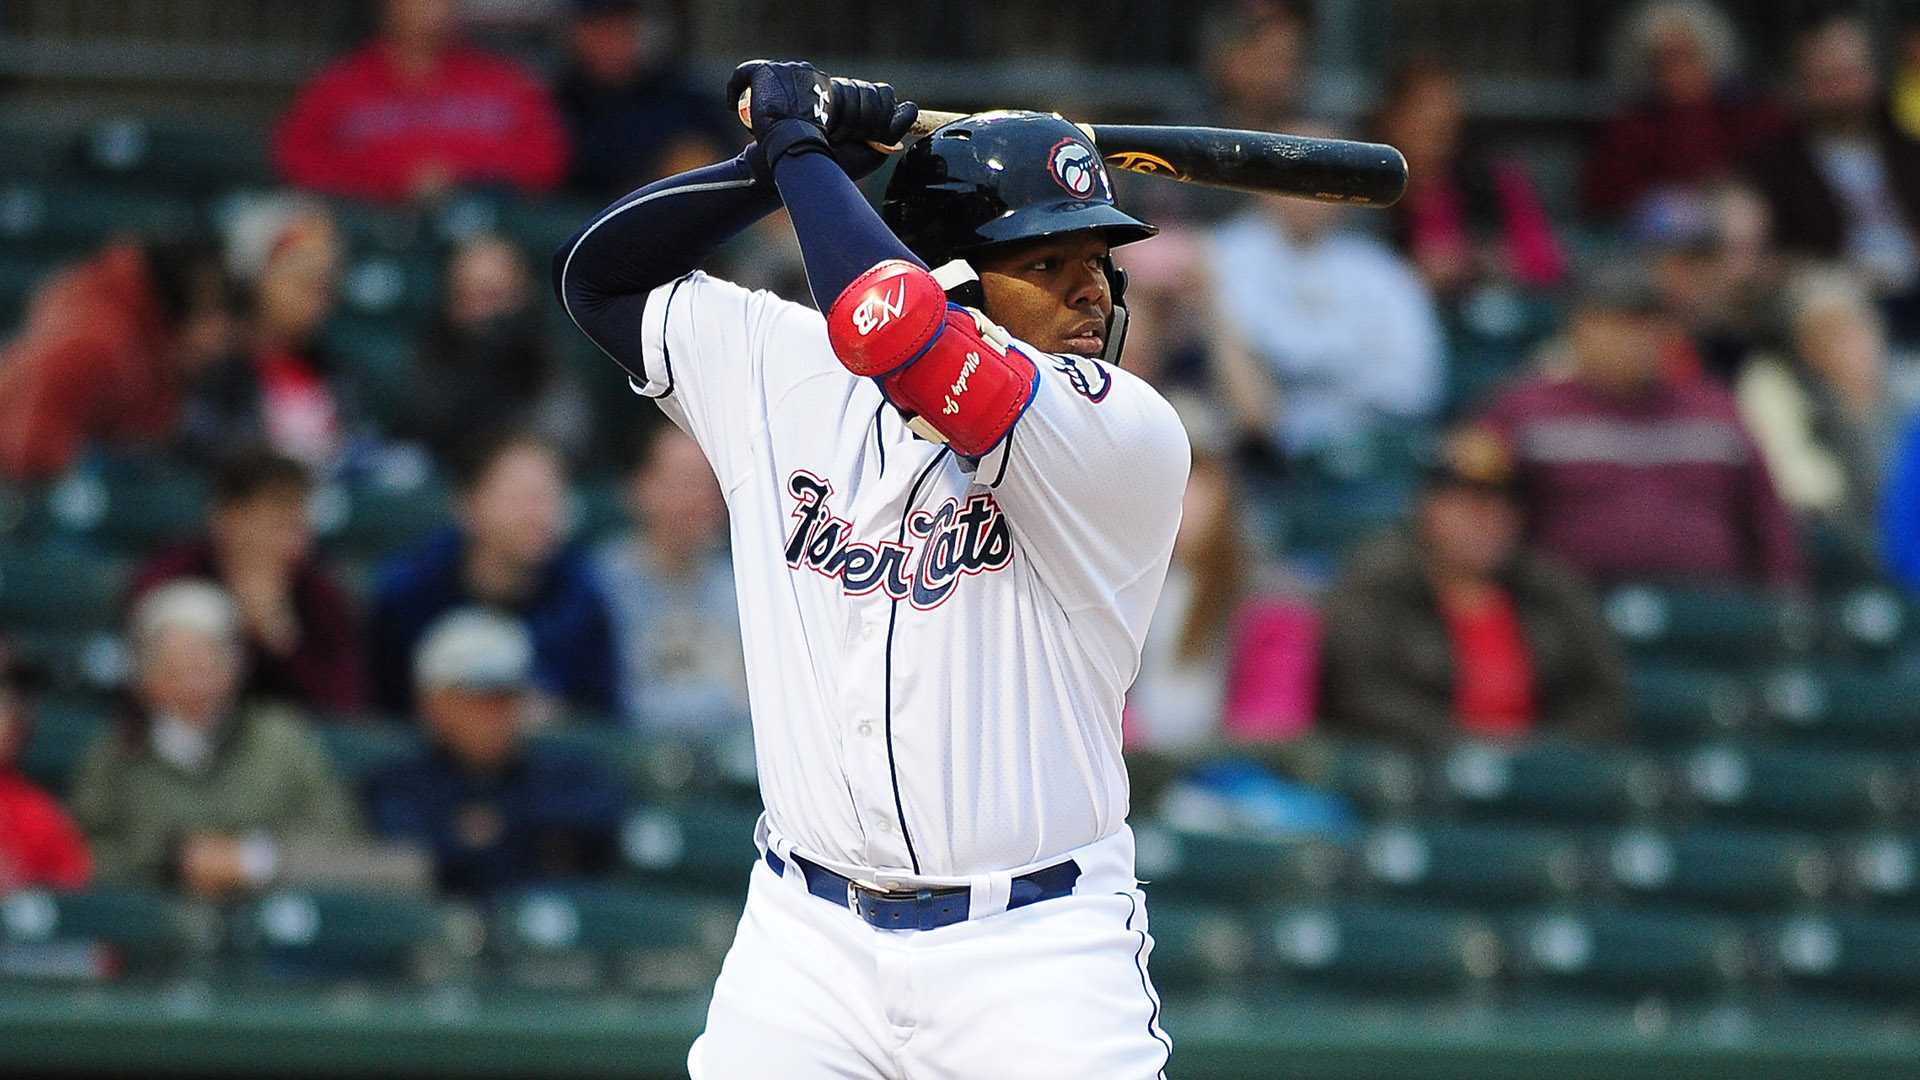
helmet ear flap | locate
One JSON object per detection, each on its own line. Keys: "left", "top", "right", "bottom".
{"left": 931, "top": 258, "right": 987, "bottom": 311}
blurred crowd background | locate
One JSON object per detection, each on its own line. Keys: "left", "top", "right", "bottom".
{"left": 8, "top": 0, "right": 1920, "bottom": 1075}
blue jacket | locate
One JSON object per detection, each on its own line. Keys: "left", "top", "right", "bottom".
{"left": 366, "top": 743, "right": 625, "bottom": 900}
{"left": 369, "top": 526, "right": 618, "bottom": 715}
{"left": 1885, "top": 414, "right": 1920, "bottom": 591}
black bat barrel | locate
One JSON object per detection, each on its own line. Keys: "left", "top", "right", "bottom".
{"left": 1091, "top": 125, "right": 1409, "bottom": 207}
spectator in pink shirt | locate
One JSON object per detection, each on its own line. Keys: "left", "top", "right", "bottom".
{"left": 273, "top": 0, "right": 569, "bottom": 204}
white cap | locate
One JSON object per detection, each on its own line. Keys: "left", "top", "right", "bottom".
{"left": 413, "top": 608, "right": 534, "bottom": 693}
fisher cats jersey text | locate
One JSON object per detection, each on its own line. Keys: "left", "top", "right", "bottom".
{"left": 784, "top": 472, "right": 1012, "bottom": 609}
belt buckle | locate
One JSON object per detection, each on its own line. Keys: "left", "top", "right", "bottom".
{"left": 847, "top": 876, "right": 896, "bottom": 913}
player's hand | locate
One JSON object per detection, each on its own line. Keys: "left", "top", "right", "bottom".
{"left": 825, "top": 77, "right": 917, "bottom": 181}
{"left": 727, "top": 60, "right": 834, "bottom": 167}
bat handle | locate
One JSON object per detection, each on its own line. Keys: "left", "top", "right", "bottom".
{"left": 736, "top": 87, "right": 907, "bottom": 156}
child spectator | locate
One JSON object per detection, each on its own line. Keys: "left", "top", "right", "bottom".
{"left": 272, "top": 0, "right": 568, "bottom": 203}
{"left": 367, "top": 609, "right": 624, "bottom": 899}
{"left": 130, "top": 449, "right": 366, "bottom": 715}
{"left": 0, "top": 638, "right": 91, "bottom": 893}
{"left": 369, "top": 431, "right": 615, "bottom": 716}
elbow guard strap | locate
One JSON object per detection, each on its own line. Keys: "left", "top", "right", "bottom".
{"left": 827, "top": 259, "right": 1037, "bottom": 457}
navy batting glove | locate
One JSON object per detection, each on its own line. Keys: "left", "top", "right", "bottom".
{"left": 727, "top": 60, "right": 834, "bottom": 167}
{"left": 827, "top": 78, "right": 918, "bottom": 181}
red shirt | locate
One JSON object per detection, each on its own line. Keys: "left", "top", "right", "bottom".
{"left": 273, "top": 41, "right": 568, "bottom": 202}
{"left": 0, "top": 771, "right": 91, "bottom": 892}
{"left": 1440, "top": 590, "right": 1535, "bottom": 739}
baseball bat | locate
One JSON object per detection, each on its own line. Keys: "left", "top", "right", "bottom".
{"left": 738, "top": 93, "right": 1408, "bottom": 207}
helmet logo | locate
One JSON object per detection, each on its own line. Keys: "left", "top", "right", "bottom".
{"left": 1048, "top": 139, "right": 1101, "bottom": 199}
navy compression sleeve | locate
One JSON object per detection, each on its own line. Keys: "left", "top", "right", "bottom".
{"left": 552, "top": 151, "right": 782, "bottom": 382}
{"left": 769, "top": 146, "right": 924, "bottom": 311}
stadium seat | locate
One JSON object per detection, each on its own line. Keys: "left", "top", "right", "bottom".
{"left": 81, "top": 120, "right": 272, "bottom": 193}
{"left": 1272, "top": 479, "right": 1413, "bottom": 557}
{"left": 1604, "top": 584, "right": 1816, "bottom": 667}
{"left": 1133, "top": 822, "right": 1346, "bottom": 905}
{"left": 1139, "top": 898, "right": 1256, "bottom": 991}
{"left": 73, "top": 463, "right": 210, "bottom": 553}
{"left": 1258, "top": 902, "right": 1503, "bottom": 994}
{"left": 317, "top": 478, "right": 450, "bottom": 561}
{"left": 0, "top": 182, "right": 198, "bottom": 250}
{"left": 1759, "top": 665, "right": 1920, "bottom": 748}
{"left": 1441, "top": 742, "right": 1663, "bottom": 822}
{"left": 1838, "top": 833, "right": 1920, "bottom": 907}
{"left": 0, "top": 547, "right": 127, "bottom": 633}
{"left": 1627, "top": 664, "right": 1751, "bottom": 745}
{"left": 315, "top": 724, "right": 421, "bottom": 787}
{"left": 1821, "top": 584, "right": 1916, "bottom": 659}
{"left": 491, "top": 884, "right": 739, "bottom": 995}
{"left": 1324, "top": 741, "right": 1425, "bottom": 814}
{"left": 1679, "top": 744, "right": 1904, "bottom": 829}
{"left": 1775, "top": 913, "right": 1920, "bottom": 999}
{"left": 0, "top": 886, "right": 217, "bottom": 982}
{"left": 1359, "top": 822, "right": 1581, "bottom": 906}
{"left": 17, "top": 695, "right": 111, "bottom": 797}
{"left": 619, "top": 802, "right": 764, "bottom": 894}
{"left": 1514, "top": 905, "right": 1748, "bottom": 998}
{"left": 1607, "top": 826, "right": 1832, "bottom": 911}
{"left": 322, "top": 316, "right": 418, "bottom": 428}
{"left": 230, "top": 890, "right": 483, "bottom": 984}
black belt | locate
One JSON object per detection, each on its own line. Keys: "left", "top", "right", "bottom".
{"left": 763, "top": 849, "right": 1081, "bottom": 931}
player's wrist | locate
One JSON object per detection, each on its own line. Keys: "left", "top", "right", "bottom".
{"left": 762, "top": 118, "right": 832, "bottom": 168}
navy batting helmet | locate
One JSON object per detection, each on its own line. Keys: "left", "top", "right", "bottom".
{"left": 881, "top": 111, "right": 1157, "bottom": 269}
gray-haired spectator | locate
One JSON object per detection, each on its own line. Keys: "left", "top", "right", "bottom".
{"left": 69, "top": 581, "right": 426, "bottom": 898}
{"left": 365, "top": 608, "right": 625, "bottom": 899}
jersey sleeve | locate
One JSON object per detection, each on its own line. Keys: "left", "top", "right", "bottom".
{"left": 973, "top": 346, "right": 1190, "bottom": 662}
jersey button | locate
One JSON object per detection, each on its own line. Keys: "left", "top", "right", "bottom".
{"left": 857, "top": 722, "right": 873, "bottom": 737}
{"left": 861, "top": 623, "right": 875, "bottom": 641}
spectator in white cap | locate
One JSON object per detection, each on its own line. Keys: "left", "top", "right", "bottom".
{"left": 366, "top": 607, "right": 626, "bottom": 899}
{"left": 69, "top": 580, "right": 426, "bottom": 897}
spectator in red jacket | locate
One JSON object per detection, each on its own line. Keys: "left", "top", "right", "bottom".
{"left": 0, "top": 638, "right": 91, "bottom": 893}
{"left": 130, "top": 449, "right": 367, "bottom": 715}
{"left": 1581, "top": 1, "right": 1786, "bottom": 220}
{"left": 272, "top": 0, "right": 569, "bottom": 204}
{"left": 1474, "top": 260, "right": 1805, "bottom": 589}
{"left": 0, "top": 240, "right": 240, "bottom": 482}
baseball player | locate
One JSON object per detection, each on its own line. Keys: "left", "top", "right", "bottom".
{"left": 553, "top": 60, "right": 1188, "bottom": 1078}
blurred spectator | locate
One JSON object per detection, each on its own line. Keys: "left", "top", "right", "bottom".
{"left": 555, "top": 0, "right": 735, "bottom": 200}
{"left": 1885, "top": 407, "right": 1920, "bottom": 591}
{"left": 272, "top": 0, "right": 568, "bottom": 204}
{"left": 398, "top": 232, "right": 589, "bottom": 471}
{"left": 68, "top": 582, "right": 426, "bottom": 898}
{"left": 1744, "top": 14, "right": 1920, "bottom": 338}
{"left": 1635, "top": 183, "right": 1780, "bottom": 384}
{"left": 367, "top": 609, "right": 624, "bottom": 899}
{"left": 369, "top": 431, "right": 615, "bottom": 716}
{"left": 1476, "top": 260, "right": 1804, "bottom": 589}
{"left": 181, "top": 195, "right": 348, "bottom": 470}
{"left": 1895, "top": 17, "right": 1920, "bottom": 141}
{"left": 1583, "top": 1, "right": 1786, "bottom": 219}
{"left": 0, "top": 240, "right": 239, "bottom": 481}
{"left": 1318, "top": 431, "right": 1627, "bottom": 753}
{"left": 593, "top": 425, "right": 746, "bottom": 736}
{"left": 1737, "top": 268, "right": 1891, "bottom": 527}
{"left": 1208, "top": 146, "right": 1445, "bottom": 460}
{"left": 0, "top": 638, "right": 91, "bottom": 892}
{"left": 1198, "top": 0, "right": 1312, "bottom": 132}
{"left": 1374, "top": 58, "right": 1564, "bottom": 301}
{"left": 130, "top": 449, "right": 366, "bottom": 715}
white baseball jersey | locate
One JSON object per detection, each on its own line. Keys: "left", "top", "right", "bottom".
{"left": 624, "top": 270, "right": 1188, "bottom": 879}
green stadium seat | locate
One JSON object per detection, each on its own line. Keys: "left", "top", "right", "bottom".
{"left": 322, "top": 317, "right": 417, "bottom": 427}
{"left": 497, "top": 199, "right": 600, "bottom": 257}
{"left": 1680, "top": 744, "right": 1904, "bottom": 829}
{"left": 491, "top": 884, "right": 739, "bottom": 995}
{"left": 327, "top": 199, "right": 428, "bottom": 254}
{"left": 1775, "top": 913, "right": 1920, "bottom": 999}
{"left": 1360, "top": 822, "right": 1581, "bottom": 906}
{"left": 1138, "top": 898, "right": 1256, "bottom": 991}
{"left": 318, "top": 478, "right": 449, "bottom": 561}
{"left": 17, "top": 695, "right": 111, "bottom": 797}
{"left": 0, "top": 182, "right": 198, "bottom": 249}
{"left": 1822, "top": 585, "right": 1916, "bottom": 659}
{"left": 337, "top": 250, "right": 441, "bottom": 323}
{"left": 231, "top": 889, "right": 483, "bottom": 984}
{"left": 1627, "top": 664, "right": 1750, "bottom": 745}
{"left": 73, "top": 464, "right": 209, "bottom": 553}
{"left": 1132, "top": 822, "right": 1345, "bottom": 905}
{"left": 1324, "top": 741, "right": 1424, "bottom": 814}
{"left": 315, "top": 724, "right": 421, "bottom": 787}
{"left": 1272, "top": 480, "right": 1411, "bottom": 556}
{"left": 0, "top": 547, "right": 127, "bottom": 633}
{"left": 1515, "top": 905, "right": 1748, "bottom": 998}
{"left": 619, "top": 803, "right": 763, "bottom": 894}
{"left": 1760, "top": 665, "right": 1920, "bottom": 747}
{"left": 0, "top": 886, "right": 217, "bottom": 982}
{"left": 1607, "top": 826, "right": 1831, "bottom": 911}
{"left": 82, "top": 120, "right": 272, "bottom": 192}
{"left": 1258, "top": 902, "right": 1503, "bottom": 994}
{"left": 1604, "top": 584, "right": 1816, "bottom": 667}
{"left": 1840, "top": 833, "right": 1920, "bottom": 906}
{"left": 1441, "top": 742, "right": 1663, "bottom": 822}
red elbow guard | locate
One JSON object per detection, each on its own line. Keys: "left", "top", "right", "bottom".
{"left": 828, "top": 259, "right": 1037, "bottom": 457}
